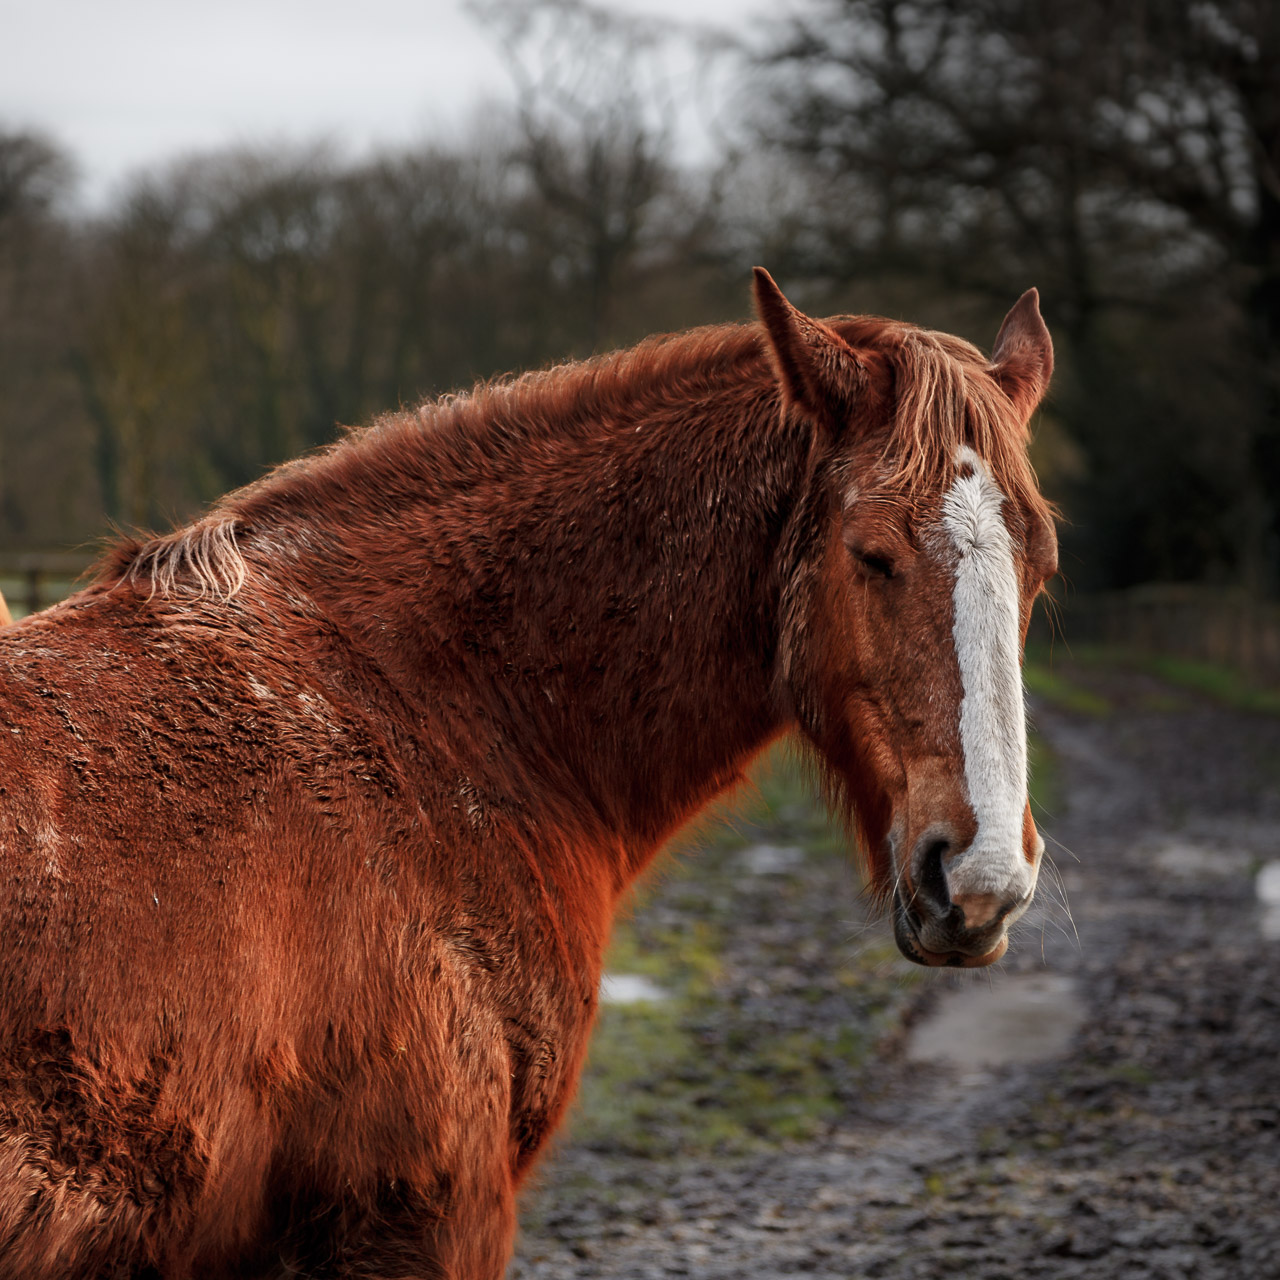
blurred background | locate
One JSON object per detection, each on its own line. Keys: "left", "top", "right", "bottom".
{"left": 1, "top": 0, "right": 1278, "bottom": 660}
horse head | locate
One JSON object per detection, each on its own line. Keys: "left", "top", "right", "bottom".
{"left": 755, "top": 270, "right": 1058, "bottom": 969}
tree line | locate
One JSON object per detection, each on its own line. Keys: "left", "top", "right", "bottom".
{"left": 1, "top": 0, "right": 1276, "bottom": 598}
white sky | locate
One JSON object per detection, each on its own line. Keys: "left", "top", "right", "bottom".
{"left": 1, "top": 0, "right": 775, "bottom": 210}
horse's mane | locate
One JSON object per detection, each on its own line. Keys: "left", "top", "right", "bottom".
{"left": 95, "top": 315, "right": 1049, "bottom": 600}
{"left": 827, "top": 315, "right": 1049, "bottom": 522}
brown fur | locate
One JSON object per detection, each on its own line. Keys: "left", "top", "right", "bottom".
{"left": 0, "top": 276, "right": 1054, "bottom": 1277}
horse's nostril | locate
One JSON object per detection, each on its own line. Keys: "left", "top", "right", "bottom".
{"left": 913, "top": 837, "right": 952, "bottom": 916}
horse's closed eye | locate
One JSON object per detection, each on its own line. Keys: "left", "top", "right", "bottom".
{"left": 850, "top": 547, "right": 896, "bottom": 579}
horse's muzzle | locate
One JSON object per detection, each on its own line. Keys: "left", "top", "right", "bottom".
{"left": 891, "top": 887, "right": 1013, "bottom": 969}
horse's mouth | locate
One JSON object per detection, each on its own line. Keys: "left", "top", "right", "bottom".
{"left": 891, "top": 889, "right": 1009, "bottom": 969}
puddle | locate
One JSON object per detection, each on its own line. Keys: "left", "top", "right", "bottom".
{"left": 1151, "top": 840, "right": 1251, "bottom": 878}
{"left": 1148, "top": 845, "right": 1280, "bottom": 939}
{"left": 739, "top": 843, "right": 805, "bottom": 875}
{"left": 906, "top": 972, "right": 1086, "bottom": 1069}
{"left": 1258, "top": 862, "right": 1280, "bottom": 942}
{"left": 600, "top": 973, "right": 671, "bottom": 1005}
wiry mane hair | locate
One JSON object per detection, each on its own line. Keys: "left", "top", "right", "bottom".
{"left": 827, "top": 315, "right": 1050, "bottom": 521}
{"left": 105, "top": 517, "right": 247, "bottom": 602}
{"left": 96, "top": 314, "right": 1049, "bottom": 600}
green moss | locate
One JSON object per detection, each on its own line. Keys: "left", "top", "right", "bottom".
{"left": 604, "top": 914, "right": 725, "bottom": 994}
{"left": 1109, "top": 1062, "right": 1156, "bottom": 1086}
{"left": 569, "top": 994, "right": 856, "bottom": 1157}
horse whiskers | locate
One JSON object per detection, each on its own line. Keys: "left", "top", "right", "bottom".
{"left": 1043, "top": 829, "right": 1082, "bottom": 864}
{"left": 1033, "top": 851, "right": 1081, "bottom": 951}
{"left": 841, "top": 917, "right": 893, "bottom": 952}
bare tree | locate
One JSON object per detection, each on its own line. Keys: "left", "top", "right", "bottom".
{"left": 468, "top": 0, "right": 714, "bottom": 349}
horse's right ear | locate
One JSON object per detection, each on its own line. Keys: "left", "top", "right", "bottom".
{"left": 989, "top": 288, "right": 1053, "bottom": 420}
{"left": 752, "top": 267, "right": 861, "bottom": 428}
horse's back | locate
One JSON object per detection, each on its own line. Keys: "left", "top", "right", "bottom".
{"left": 0, "top": 590, "right": 596, "bottom": 1276}
{"left": 0, "top": 593, "right": 430, "bottom": 1274}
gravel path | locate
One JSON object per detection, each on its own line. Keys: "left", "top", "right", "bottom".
{"left": 510, "top": 660, "right": 1280, "bottom": 1279}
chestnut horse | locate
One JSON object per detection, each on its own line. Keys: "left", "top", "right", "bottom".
{"left": 0, "top": 271, "right": 1056, "bottom": 1278}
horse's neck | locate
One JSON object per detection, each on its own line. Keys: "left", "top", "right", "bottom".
{"left": 291, "top": 381, "right": 805, "bottom": 870}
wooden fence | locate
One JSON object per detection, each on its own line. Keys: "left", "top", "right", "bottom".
{"left": 0, "top": 551, "right": 95, "bottom": 618}
{"left": 1037, "top": 585, "right": 1280, "bottom": 686}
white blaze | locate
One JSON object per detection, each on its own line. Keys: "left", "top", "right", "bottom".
{"left": 941, "top": 446, "right": 1034, "bottom": 900}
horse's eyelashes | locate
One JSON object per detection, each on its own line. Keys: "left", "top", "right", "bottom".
{"left": 851, "top": 547, "right": 896, "bottom": 579}
{"left": 842, "top": 526, "right": 897, "bottom": 578}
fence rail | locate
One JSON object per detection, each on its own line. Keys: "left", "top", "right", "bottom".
{"left": 0, "top": 552, "right": 96, "bottom": 617}
{"left": 1040, "top": 585, "right": 1280, "bottom": 685}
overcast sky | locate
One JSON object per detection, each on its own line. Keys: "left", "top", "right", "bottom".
{"left": 2, "top": 0, "right": 774, "bottom": 209}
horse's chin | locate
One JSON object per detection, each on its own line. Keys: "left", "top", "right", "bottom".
{"left": 891, "top": 891, "right": 1009, "bottom": 969}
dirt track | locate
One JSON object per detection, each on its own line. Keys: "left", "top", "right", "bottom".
{"left": 509, "top": 658, "right": 1280, "bottom": 1279}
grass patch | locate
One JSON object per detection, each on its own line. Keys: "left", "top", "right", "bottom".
{"left": 1141, "top": 655, "right": 1280, "bottom": 715}
{"left": 1023, "top": 654, "right": 1112, "bottom": 715}
{"left": 567, "top": 741, "right": 907, "bottom": 1158}
{"left": 1029, "top": 642, "right": 1280, "bottom": 716}
{"left": 1027, "top": 729, "right": 1063, "bottom": 820}
{"left": 676, "top": 742, "right": 848, "bottom": 859}
{"left": 603, "top": 913, "right": 725, "bottom": 994}
{"left": 571, "top": 1000, "right": 853, "bottom": 1157}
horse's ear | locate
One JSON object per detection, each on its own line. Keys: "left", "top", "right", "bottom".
{"left": 752, "top": 267, "right": 861, "bottom": 427}
{"left": 989, "top": 288, "right": 1053, "bottom": 419}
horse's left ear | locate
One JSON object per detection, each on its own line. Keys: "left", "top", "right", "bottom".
{"left": 989, "top": 288, "right": 1053, "bottom": 419}
{"left": 752, "top": 267, "right": 862, "bottom": 430}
